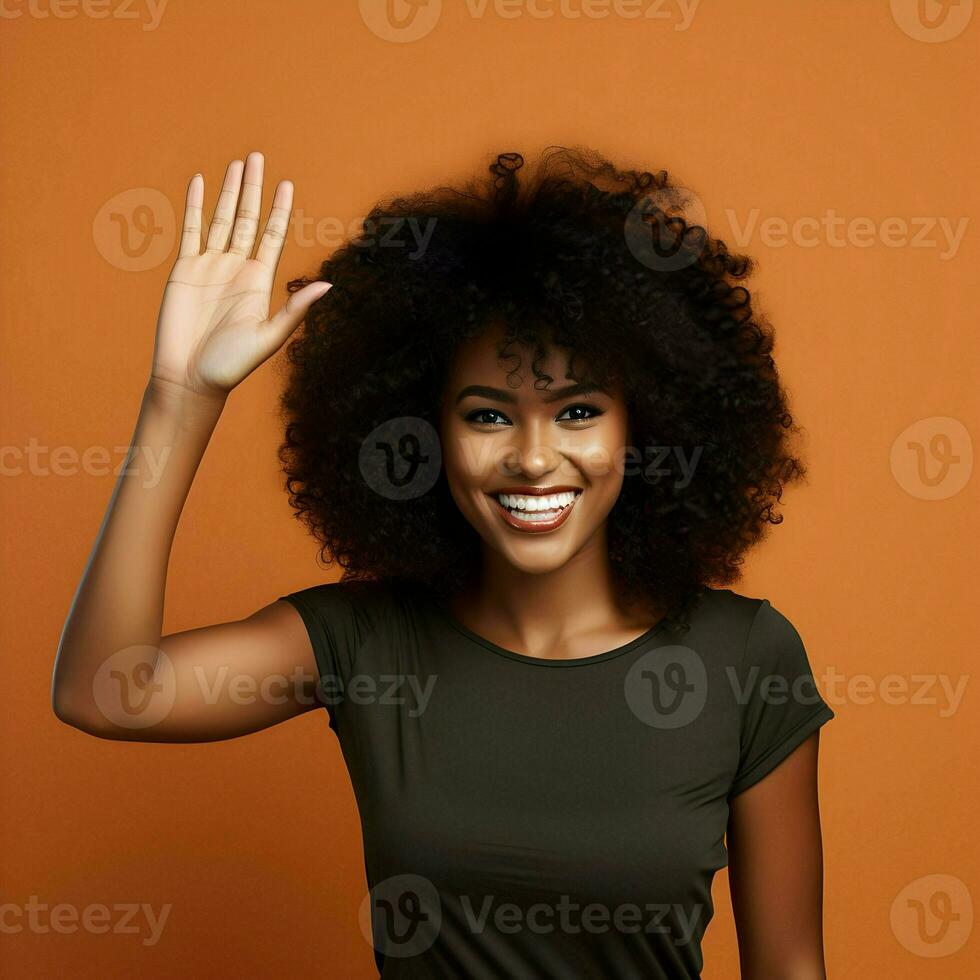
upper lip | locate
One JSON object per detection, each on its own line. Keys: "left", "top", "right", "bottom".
{"left": 487, "top": 485, "right": 583, "bottom": 496}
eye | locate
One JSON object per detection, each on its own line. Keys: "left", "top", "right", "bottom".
{"left": 555, "top": 403, "right": 604, "bottom": 423}
{"left": 465, "top": 408, "right": 513, "bottom": 427}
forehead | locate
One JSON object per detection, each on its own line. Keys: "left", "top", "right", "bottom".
{"left": 447, "top": 322, "right": 584, "bottom": 388}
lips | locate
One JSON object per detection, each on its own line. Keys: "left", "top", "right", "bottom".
{"left": 486, "top": 487, "right": 583, "bottom": 534}
{"left": 487, "top": 485, "right": 583, "bottom": 496}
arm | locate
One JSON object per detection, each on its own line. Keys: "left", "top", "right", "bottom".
{"left": 52, "top": 152, "right": 332, "bottom": 742}
{"left": 727, "top": 732, "right": 829, "bottom": 979}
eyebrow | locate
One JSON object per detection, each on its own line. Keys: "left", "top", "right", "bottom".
{"left": 454, "top": 382, "right": 606, "bottom": 405}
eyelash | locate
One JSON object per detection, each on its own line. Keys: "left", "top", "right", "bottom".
{"left": 464, "top": 404, "right": 604, "bottom": 427}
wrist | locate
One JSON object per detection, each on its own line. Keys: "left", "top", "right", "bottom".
{"left": 144, "top": 375, "right": 228, "bottom": 421}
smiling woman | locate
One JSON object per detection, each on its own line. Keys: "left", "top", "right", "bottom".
{"left": 440, "top": 325, "right": 635, "bottom": 570}
{"left": 279, "top": 148, "right": 807, "bottom": 633}
{"left": 53, "top": 147, "right": 834, "bottom": 979}
{"left": 454, "top": 378, "right": 600, "bottom": 531}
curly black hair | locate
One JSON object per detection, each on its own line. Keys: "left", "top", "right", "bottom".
{"left": 278, "top": 147, "right": 806, "bottom": 630}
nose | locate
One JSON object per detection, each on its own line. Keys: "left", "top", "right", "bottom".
{"left": 499, "top": 417, "right": 563, "bottom": 479}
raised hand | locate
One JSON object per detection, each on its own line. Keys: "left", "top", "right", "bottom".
{"left": 150, "top": 152, "right": 330, "bottom": 398}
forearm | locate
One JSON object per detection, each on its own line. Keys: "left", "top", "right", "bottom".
{"left": 52, "top": 377, "right": 226, "bottom": 725}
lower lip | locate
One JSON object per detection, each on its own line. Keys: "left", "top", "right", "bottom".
{"left": 488, "top": 493, "right": 581, "bottom": 534}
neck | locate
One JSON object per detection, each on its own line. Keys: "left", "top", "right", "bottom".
{"left": 452, "top": 526, "right": 657, "bottom": 654}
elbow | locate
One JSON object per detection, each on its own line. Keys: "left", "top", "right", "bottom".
{"left": 51, "top": 688, "right": 119, "bottom": 740}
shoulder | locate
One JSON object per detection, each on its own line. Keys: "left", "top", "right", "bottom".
{"left": 699, "top": 590, "right": 817, "bottom": 686}
{"left": 687, "top": 585, "right": 765, "bottom": 633}
{"left": 283, "top": 577, "right": 399, "bottom": 608}
{"left": 694, "top": 587, "right": 801, "bottom": 628}
{"left": 277, "top": 578, "right": 432, "bottom": 683}
{"left": 686, "top": 588, "right": 808, "bottom": 663}
{"left": 279, "top": 578, "right": 421, "bottom": 646}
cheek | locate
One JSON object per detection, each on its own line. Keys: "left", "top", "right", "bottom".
{"left": 439, "top": 428, "right": 477, "bottom": 523}
{"left": 443, "top": 421, "right": 520, "bottom": 488}
{"left": 574, "top": 419, "right": 629, "bottom": 488}
{"left": 441, "top": 421, "right": 492, "bottom": 490}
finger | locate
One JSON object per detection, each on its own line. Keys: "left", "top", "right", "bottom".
{"left": 263, "top": 281, "right": 332, "bottom": 348}
{"left": 254, "top": 179, "right": 293, "bottom": 269}
{"left": 205, "top": 158, "right": 244, "bottom": 253}
{"left": 178, "top": 173, "right": 204, "bottom": 258}
{"left": 228, "top": 151, "right": 264, "bottom": 258}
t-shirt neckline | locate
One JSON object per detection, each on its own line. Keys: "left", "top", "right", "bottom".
{"left": 429, "top": 599, "right": 672, "bottom": 668}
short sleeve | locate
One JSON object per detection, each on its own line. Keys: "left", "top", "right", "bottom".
{"left": 728, "top": 599, "right": 835, "bottom": 798}
{"left": 279, "top": 583, "right": 363, "bottom": 733}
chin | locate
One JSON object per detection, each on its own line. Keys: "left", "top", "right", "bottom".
{"left": 490, "top": 539, "right": 580, "bottom": 576}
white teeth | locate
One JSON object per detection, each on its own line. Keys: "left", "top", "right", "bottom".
{"left": 511, "top": 509, "right": 562, "bottom": 522}
{"left": 496, "top": 491, "right": 578, "bottom": 514}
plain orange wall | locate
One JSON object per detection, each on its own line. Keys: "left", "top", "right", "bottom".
{"left": 2, "top": 1, "right": 978, "bottom": 976}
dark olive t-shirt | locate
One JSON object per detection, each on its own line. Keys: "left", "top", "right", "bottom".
{"left": 280, "top": 581, "right": 835, "bottom": 979}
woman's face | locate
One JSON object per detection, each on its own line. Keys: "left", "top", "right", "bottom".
{"left": 439, "top": 323, "right": 630, "bottom": 576}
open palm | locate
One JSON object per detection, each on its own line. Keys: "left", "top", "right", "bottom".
{"left": 151, "top": 153, "right": 330, "bottom": 397}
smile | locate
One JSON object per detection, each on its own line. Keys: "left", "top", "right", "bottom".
{"left": 487, "top": 489, "right": 582, "bottom": 534}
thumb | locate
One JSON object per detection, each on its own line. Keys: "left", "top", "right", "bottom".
{"left": 264, "top": 281, "right": 332, "bottom": 346}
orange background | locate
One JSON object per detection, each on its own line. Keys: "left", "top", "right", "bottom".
{"left": 2, "top": 0, "right": 978, "bottom": 976}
